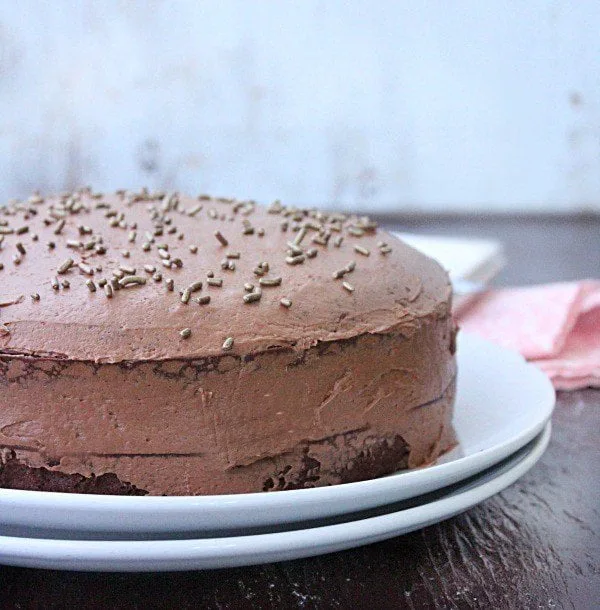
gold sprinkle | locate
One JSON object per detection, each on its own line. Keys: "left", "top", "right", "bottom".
{"left": 180, "top": 328, "right": 192, "bottom": 339}
{"left": 97, "top": 278, "right": 107, "bottom": 287}
{"left": 0, "top": 227, "right": 14, "bottom": 235}
{"left": 332, "top": 269, "right": 346, "bottom": 280}
{"left": 15, "top": 242, "right": 26, "bottom": 255}
{"left": 189, "top": 244, "right": 198, "bottom": 254}
{"left": 53, "top": 219, "right": 66, "bottom": 235}
{"left": 207, "top": 271, "right": 215, "bottom": 278}
{"left": 158, "top": 248, "right": 170, "bottom": 260}
{"left": 119, "top": 265, "right": 136, "bottom": 275}
{"left": 166, "top": 278, "right": 175, "bottom": 291}
{"left": 257, "top": 228, "right": 265, "bottom": 237}
{"left": 16, "top": 226, "right": 29, "bottom": 235}
{"left": 280, "top": 297, "right": 292, "bottom": 308}
{"left": 66, "top": 240, "right": 82, "bottom": 249}
{"left": 242, "top": 226, "right": 254, "bottom": 235}
{"left": 260, "top": 261, "right": 269, "bottom": 272}
{"left": 31, "top": 293, "right": 40, "bottom": 301}
{"left": 207, "top": 277, "right": 223, "bottom": 287}
{"left": 285, "top": 254, "right": 305, "bottom": 265}
{"left": 345, "top": 261, "right": 356, "bottom": 273}
{"left": 61, "top": 279, "right": 70, "bottom": 289}
{"left": 348, "top": 226, "right": 365, "bottom": 237}
{"left": 286, "top": 242, "right": 304, "bottom": 256}
{"left": 354, "top": 245, "right": 370, "bottom": 256}
{"left": 214, "top": 230, "right": 228, "bottom": 247}
{"left": 259, "top": 277, "right": 282, "bottom": 287}
{"left": 56, "top": 258, "right": 74, "bottom": 274}
{"left": 104, "top": 283, "right": 113, "bottom": 298}
{"left": 110, "top": 277, "right": 121, "bottom": 292}
{"left": 112, "top": 270, "right": 125, "bottom": 279}
{"left": 96, "top": 246, "right": 107, "bottom": 255}
{"left": 78, "top": 263, "right": 94, "bottom": 276}
{"left": 181, "top": 288, "right": 191, "bottom": 304}
{"left": 293, "top": 227, "right": 308, "bottom": 245}
{"left": 244, "top": 283, "right": 254, "bottom": 292}
{"left": 145, "top": 231, "right": 154, "bottom": 243}
{"left": 342, "top": 281, "right": 354, "bottom": 292}
{"left": 226, "top": 252, "right": 240, "bottom": 259}
{"left": 243, "top": 291, "right": 262, "bottom": 304}
{"left": 222, "top": 337, "right": 234, "bottom": 351}
{"left": 253, "top": 266, "right": 265, "bottom": 276}
{"left": 31, "top": 233, "right": 39, "bottom": 242}
{"left": 172, "top": 257, "right": 183, "bottom": 268}
{"left": 306, "top": 248, "right": 318, "bottom": 258}
{"left": 51, "top": 277, "right": 60, "bottom": 290}
{"left": 334, "top": 236, "right": 344, "bottom": 247}
{"left": 119, "top": 276, "right": 146, "bottom": 287}
{"left": 311, "top": 234, "right": 329, "bottom": 246}
{"left": 162, "top": 260, "right": 173, "bottom": 269}
{"left": 196, "top": 295, "right": 211, "bottom": 305}
{"left": 188, "top": 204, "right": 203, "bottom": 217}
{"left": 188, "top": 281, "right": 203, "bottom": 293}
{"left": 152, "top": 272, "right": 162, "bottom": 282}
{"left": 85, "top": 279, "right": 97, "bottom": 292}
{"left": 380, "top": 246, "right": 392, "bottom": 255}
{"left": 142, "top": 242, "right": 151, "bottom": 252}
{"left": 121, "top": 250, "right": 130, "bottom": 258}
{"left": 128, "top": 231, "right": 137, "bottom": 243}
{"left": 144, "top": 264, "right": 156, "bottom": 274}
{"left": 377, "top": 241, "right": 387, "bottom": 248}
{"left": 12, "top": 254, "right": 22, "bottom": 266}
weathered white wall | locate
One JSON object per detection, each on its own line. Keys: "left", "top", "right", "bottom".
{"left": 0, "top": 1, "right": 598, "bottom": 212}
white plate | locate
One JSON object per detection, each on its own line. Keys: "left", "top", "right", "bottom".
{"left": 0, "top": 424, "right": 551, "bottom": 571}
{"left": 0, "top": 333, "right": 555, "bottom": 535}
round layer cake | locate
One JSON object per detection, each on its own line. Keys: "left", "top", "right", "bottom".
{"left": 0, "top": 189, "right": 456, "bottom": 495}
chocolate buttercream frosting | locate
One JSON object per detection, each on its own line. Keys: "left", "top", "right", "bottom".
{"left": 0, "top": 189, "right": 457, "bottom": 495}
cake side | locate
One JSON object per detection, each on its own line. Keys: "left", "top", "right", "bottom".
{"left": 0, "top": 314, "right": 455, "bottom": 495}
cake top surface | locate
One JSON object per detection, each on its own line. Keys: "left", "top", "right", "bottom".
{"left": 0, "top": 190, "right": 450, "bottom": 362}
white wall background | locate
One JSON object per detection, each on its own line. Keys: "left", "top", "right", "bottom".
{"left": 0, "top": 1, "right": 598, "bottom": 213}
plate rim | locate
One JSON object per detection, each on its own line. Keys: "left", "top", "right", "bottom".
{"left": 0, "top": 423, "right": 552, "bottom": 571}
{"left": 0, "top": 333, "right": 555, "bottom": 530}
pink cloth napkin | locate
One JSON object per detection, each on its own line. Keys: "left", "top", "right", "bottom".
{"left": 456, "top": 281, "right": 600, "bottom": 390}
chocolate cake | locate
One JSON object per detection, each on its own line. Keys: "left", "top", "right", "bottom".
{"left": 0, "top": 190, "right": 456, "bottom": 495}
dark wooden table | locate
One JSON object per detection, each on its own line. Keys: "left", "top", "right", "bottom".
{"left": 1, "top": 216, "right": 599, "bottom": 610}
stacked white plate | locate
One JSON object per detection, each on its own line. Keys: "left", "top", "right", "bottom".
{"left": 0, "top": 334, "right": 555, "bottom": 571}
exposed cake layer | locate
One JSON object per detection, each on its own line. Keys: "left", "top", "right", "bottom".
{"left": 0, "top": 317, "right": 455, "bottom": 495}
